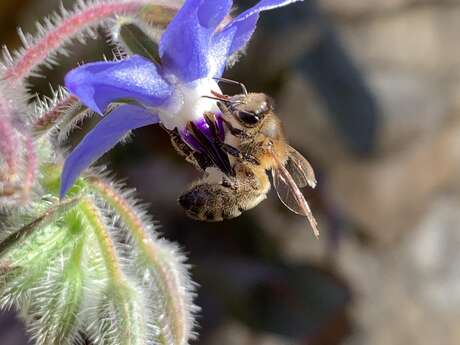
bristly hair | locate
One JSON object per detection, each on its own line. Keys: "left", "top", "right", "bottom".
{"left": 0, "top": 1, "right": 204, "bottom": 344}
{"left": 32, "top": 87, "right": 79, "bottom": 136}
{"left": 1, "top": 0, "right": 183, "bottom": 83}
{"left": 87, "top": 171, "right": 199, "bottom": 344}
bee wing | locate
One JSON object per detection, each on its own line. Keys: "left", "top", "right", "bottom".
{"left": 271, "top": 155, "right": 319, "bottom": 238}
{"left": 285, "top": 146, "right": 317, "bottom": 188}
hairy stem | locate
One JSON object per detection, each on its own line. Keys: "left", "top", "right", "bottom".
{"left": 4, "top": 0, "right": 181, "bottom": 83}
{"left": 79, "top": 198, "right": 123, "bottom": 283}
{"left": 22, "top": 135, "right": 38, "bottom": 199}
{"left": 0, "top": 94, "right": 18, "bottom": 177}
{"left": 0, "top": 198, "right": 80, "bottom": 259}
{"left": 79, "top": 197, "right": 149, "bottom": 345}
{"left": 89, "top": 177, "right": 193, "bottom": 345}
{"left": 33, "top": 94, "right": 79, "bottom": 135}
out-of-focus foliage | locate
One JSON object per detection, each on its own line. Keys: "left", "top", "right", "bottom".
{"left": 0, "top": 1, "right": 198, "bottom": 345}
{"left": 3, "top": 1, "right": 460, "bottom": 345}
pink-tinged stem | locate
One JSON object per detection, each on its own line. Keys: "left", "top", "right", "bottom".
{"left": 0, "top": 96, "right": 18, "bottom": 177}
{"left": 33, "top": 94, "right": 78, "bottom": 133}
{"left": 22, "top": 135, "right": 37, "bottom": 200}
{"left": 4, "top": 1, "right": 178, "bottom": 83}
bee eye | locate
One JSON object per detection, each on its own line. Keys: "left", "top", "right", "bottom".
{"left": 237, "top": 110, "right": 259, "bottom": 125}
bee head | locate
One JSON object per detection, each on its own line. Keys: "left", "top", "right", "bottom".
{"left": 225, "top": 93, "right": 274, "bottom": 128}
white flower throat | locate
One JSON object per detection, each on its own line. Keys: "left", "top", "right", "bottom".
{"left": 158, "top": 77, "right": 222, "bottom": 130}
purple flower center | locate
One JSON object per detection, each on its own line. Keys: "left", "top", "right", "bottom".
{"left": 180, "top": 114, "right": 225, "bottom": 154}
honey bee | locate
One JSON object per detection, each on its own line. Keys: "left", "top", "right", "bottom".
{"left": 170, "top": 79, "right": 319, "bottom": 237}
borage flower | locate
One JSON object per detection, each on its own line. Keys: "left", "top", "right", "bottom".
{"left": 60, "top": 0, "right": 302, "bottom": 198}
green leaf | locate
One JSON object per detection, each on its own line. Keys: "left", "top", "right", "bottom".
{"left": 0, "top": 198, "right": 80, "bottom": 258}
{"left": 116, "top": 19, "right": 161, "bottom": 63}
{"left": 28, "top": 234, "right": 86, "bottom": 345}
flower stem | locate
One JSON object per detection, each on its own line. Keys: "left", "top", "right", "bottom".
{"left": 0, "top": 198, "right": 80, "bottom": 259}
{"left": 4, "top": 0, "right": 181, "bottom": 83}
{"left": 22, "top": 135, "right": 38, "bottom": 200}
{"left": 79, "top": 197, "right": 149, "bottom": 345}
{"left": 79, "top": 198, "right": 123, "bottom": 283}
{"left": 32, "top": 94, "right": 79, "bottom": 136}
{"left": 89, "top": 177, "right": 194, "bottom": 345}
{"left": 0, "top": 95, "right": 18, "bottom": 177}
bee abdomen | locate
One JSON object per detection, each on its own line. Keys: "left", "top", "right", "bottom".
{"left": 178, "top": 183, "right": 244, "bottom": 222}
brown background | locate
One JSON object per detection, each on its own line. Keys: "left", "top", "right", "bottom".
{"left": 2, "top": 1, "right": 460, "bottom": 345}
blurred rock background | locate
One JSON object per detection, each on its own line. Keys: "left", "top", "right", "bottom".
{"left": 2, "top": 0, "right": 460, "bottom": 344}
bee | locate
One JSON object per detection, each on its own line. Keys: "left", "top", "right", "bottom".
{"left": 170, "top": 79, "right": 319, "bottom": 237}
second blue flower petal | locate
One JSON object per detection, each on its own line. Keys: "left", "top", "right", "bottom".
{"left": 65, "top": 55, "right": 173, "bottom": 114}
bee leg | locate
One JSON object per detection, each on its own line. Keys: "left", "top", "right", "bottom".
{"left": 161, "top": 125, "right": 190, "bottom": 158}
{"left": 223, "top": 120, "right": 249, "bottom": 139}
{"left": 220, "top": 143, "right": 260, "bottom": 165}
{"left": 201, "top": 114, "right": 256, "bottom": 164}
{"left": 162, "top": 125, "right": 212, "bottom": 171}
{"left": 187, "top": 151, "right": 214, "bottom": 172}
{"left": 216, "top": 103, "right": 237, "bottom": 126}
{"left": 217, "top": 101, "right": 230, "bottom": 115}
{"left": 221, "top": 175, "right": 238, "bottom": 190}
{"left": 216, "top": 106, "right": 250, "bottom": 140}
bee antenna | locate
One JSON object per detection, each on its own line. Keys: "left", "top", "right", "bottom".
{"left": 202, "top": 95, "right": 229, "bottom": 102}
{"left": 213, "top": 77, "right": 248, "bottom": 96}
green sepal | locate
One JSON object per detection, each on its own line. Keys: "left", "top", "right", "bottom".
{"left": 116, "top": 18, "right": 161, "bottom": 63}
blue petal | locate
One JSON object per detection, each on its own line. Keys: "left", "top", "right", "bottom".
{"left": 209, "top": 29, "right": 238, "bottom": 78}
{"left": 65, "top": 55, "right": 172, "bottom": 114}
{"left": 198, "top": 0, "right": 232, "bottom": 28}
{"left": 60, "top": 105, "right": 158, "bottom": 198}
{"left": 160, "top": 0, "right": 232, "bottom": 82}
{"left": 216, "top": 0, "right": 302, "bottom": 55}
